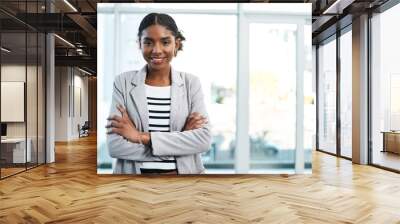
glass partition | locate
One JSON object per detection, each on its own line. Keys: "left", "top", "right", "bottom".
{"left": 0, "top": 1, "right": 46, "bottom": 179}
{"left": 339, "top": 29, "right": 352, "bottom": 158}
{"left": 1, "top": 31, "right": 27, "bottom": 178}
{"left": 317, "top": 37, "right": 337, "bottom": 155}
{"left": 371, "top": 4, "right": 400, "bottom": 171}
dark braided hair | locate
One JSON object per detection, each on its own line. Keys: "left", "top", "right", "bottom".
{"left": 138, "top": 13, "right": 186, "bottom": 52}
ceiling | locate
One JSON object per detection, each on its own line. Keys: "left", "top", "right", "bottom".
{"left": 310, "top": 0, "right": 390, "bottom": 44}
{"left": 0, "top": 0, "right": 100, "bottom": 74}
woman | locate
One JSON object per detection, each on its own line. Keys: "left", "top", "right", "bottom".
{"left": 106, "top": 13, "right": 212, "bottom": 175}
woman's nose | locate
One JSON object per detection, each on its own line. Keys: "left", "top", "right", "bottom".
{"left": 152, "top": 43, "right": 162, "bottom": 53}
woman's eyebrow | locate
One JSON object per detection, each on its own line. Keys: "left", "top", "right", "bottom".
{"left": 142, "top": 37, "right": 171, "bottom": 41}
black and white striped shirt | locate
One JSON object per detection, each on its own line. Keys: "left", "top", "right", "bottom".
{"left": 139, "top": 84, "right": 176, "bottom": 171}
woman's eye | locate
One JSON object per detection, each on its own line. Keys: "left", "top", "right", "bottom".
{"left": 163, "top": 41, "right": 170, "bottom": 46}
{"left": 143, "top": 41, "right": 152, "bottom": 46}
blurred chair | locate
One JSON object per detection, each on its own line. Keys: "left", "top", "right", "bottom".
{"left": 79, "top": 121, "right": 90, "bottom": 138}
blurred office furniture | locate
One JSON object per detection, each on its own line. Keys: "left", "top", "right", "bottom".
{"left": 79, "top": 121, "right": 90, "bottom": 138}
{"left": 1, "top": 138, "right": 32, "bottom": 166}
{"left": 382, "top": 131, "right": 400, "bottom": 154}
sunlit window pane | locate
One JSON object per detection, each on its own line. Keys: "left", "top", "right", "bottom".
{"left": 249, "top": 23, "right": 297, "bottom": 172}
{"left": 318, "top": 38, "right": 337, "bottom": 154}
{"left": 371, "top": 3, "right": 400, "bottom": 171}
{"left": 340, "top": 30, "right": 352, "bottom": 158}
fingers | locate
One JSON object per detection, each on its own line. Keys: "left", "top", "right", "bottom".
{"left": 117, "top": 104, "right": 128, "bottom": 117}
{"left": 116, "top": 104, "right": 136, "bottom": 127}
{"left": 107, "top": 114, "right": 122, "bottom": 122}
{"left": 185, "top": 112, "right": 207, "bottom": 127}
{"left": 192, "top": 121, "right": 207, "bottom": 129}
{"left": 188, "top": 112, "right": 200, "bottom": 118}
{"left": 187, "top": 115, "right": 207, "bottom": 126}
{"left": 105, "top": 121, "right": 122, "bottom": 129}
{"left": 195, "top": 118, "right": 207, "bottom": 125}
{"left": 184, "top": 115, "right": 208, "bottom": 131}
{"left": 106, "top": 127, "right": 121, "bottom": 135}
{"left": 193, "top": 118, "right": 207, "bottom": 129}
{"left": 187, "top": 113, "right": 205, "bottom": 121}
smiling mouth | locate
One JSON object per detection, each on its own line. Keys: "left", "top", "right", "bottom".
{"left": 150, "top": 57, "right": 165, "bottom": 64}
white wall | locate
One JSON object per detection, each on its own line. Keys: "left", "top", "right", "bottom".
{"left": 55, "top": 66, "right": 68, "bottom": 141}
{"left": 55, "top": 67, "right": 89, "bottom": 141}
{"left": 1, "top": 65, "right": 26, "bottom": 136}
{"left": 72, "top": 72, "right": 89, "bottom": 138}
{"left": 1, "top": 65, "right": 31, "bottom": 138}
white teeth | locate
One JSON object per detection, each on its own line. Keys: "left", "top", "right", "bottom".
{"left": 152, "top": 58, "right": 163, "bottom": 63}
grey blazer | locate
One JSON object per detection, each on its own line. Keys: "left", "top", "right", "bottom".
{"left": 107, "top": 65, "right": 212, "bottom": 174}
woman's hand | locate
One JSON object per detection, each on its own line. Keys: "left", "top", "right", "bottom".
{"left": 183, "top": 112, "right": 208, "bottom": 131}
{"left": 106, "top": 104, "right": 140, "bottom": 143}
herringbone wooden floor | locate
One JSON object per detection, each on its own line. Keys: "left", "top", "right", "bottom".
{"left": 1, "top": 135, "right": 400, "bottom": 224}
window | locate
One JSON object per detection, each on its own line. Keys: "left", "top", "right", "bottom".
{"left": 340, "top": 29, "right": 352, "bottom": 158}
{"left": 318, "top": 38, "right": 337, "bottom": 155}
{"left": 371, "top": 3, "right": 400, "bottom": 171}
{"left": 249, "top": 23, "right": 297, "bottom": 172}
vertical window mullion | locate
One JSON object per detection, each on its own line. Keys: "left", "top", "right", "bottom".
{"left": 316, "top": 44, "right": 319, "bottom": 151}
{"left": 295, "top": 21, "right": 305, "bottom": 173}
{"left": 25, "top": 0, "right": 28, "bottom": 171}
{"left": 235, "top": 5, "right": 250, "bottom": 173}
{"left": 336, "top": 29, "right": 341, "bottom": 157}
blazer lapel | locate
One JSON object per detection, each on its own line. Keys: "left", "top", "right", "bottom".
{"left": 170, "top": 68, "right": 184, "bottom": 131}
{"left": 129, "top": 66, "right": 149, "bottom": 132}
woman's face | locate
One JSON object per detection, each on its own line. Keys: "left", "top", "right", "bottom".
{"left": 140, "top": 24, "right": 180, "bottom": 72}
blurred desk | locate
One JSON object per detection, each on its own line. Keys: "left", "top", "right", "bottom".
{"left": 1, "top": 138, "right": 31, "bottom": 163}
{"left": 381, "top": 131, "right": 400, "bottom": 154}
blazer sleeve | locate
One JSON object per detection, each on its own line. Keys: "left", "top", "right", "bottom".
{"left": 107, "top": 74, "right": 163, "bottom": 162}
{"left": 150, "top": 75, "right": 212, "bottom": 157}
